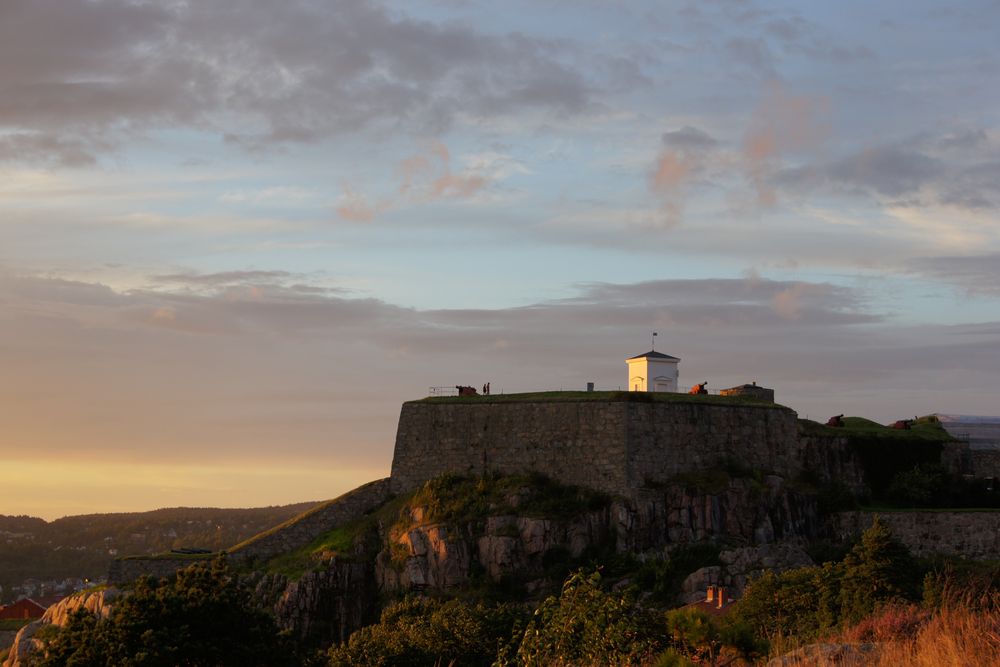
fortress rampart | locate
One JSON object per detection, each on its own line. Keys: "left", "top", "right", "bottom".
{"left": 108, "top": 478, "right": 391, "bottom": 585}
{"left": 389, "top": 396, "right": 865, "bottom": 496}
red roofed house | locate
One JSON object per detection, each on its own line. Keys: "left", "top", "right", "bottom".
{"left": 0, "top": 598, "right": 47, "bottom": 620}
{"left": 683, "top": 585, "right": 737, "bottom": 617}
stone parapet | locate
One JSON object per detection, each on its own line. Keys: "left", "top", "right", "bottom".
{"left": 107, "top": 557, "right": 199, "bottom": 585}
{"left": 830, "top": 510, "right": 1000, "bottom": 560}
{"left": 970, "top": 449, "right": 1000, "bottom": 478}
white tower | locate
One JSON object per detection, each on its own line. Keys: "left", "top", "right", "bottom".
{"left": 626, "top": 350, "right": 680, "bottom": 392}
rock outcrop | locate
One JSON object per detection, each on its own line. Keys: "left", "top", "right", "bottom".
{"left": 2, "top": 588, "right": 120, "bottom": 667}
{"left": 681, "top": 543, "right": 815, "bottom": 603}
{"left": 376, "top": 475, "right": 820, "bottom": 599}
{"left": 252, "top": 559, "right": 376, "bottom": 647}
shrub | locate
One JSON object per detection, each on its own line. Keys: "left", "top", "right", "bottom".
{"left": 885, "top": 465, "right": 949, "bottom": 507}
{"left": 735, "top": 519, "right": 920, "bottom": 639}
{"left": 839, "top": 517, "right": 920, "bottom": 623}
{"left": 32, "top": 558, "right": 297, "bottom": 667}
{"left": 327, "top": 596, "right": 526, "bottom": 667}
{"left": 502, "top": 570, "right": 664, "bottom": 666}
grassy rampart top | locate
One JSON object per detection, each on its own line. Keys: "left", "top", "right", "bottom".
{"left": 411, "top": 390, "right": 789, "bottom": 409}
{"left": 798, "top": 415, "right": 958, "bottom": 442}
{"left": 229, "top": 478, "right": 387, "bottom": 553}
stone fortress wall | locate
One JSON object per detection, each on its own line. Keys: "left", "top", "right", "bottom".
{"left": 389, "top": 397, "right": 866, "bottom": 497}
{"left": 832, "top": 510, "right": 1000, "bottom": 560}
{"left": 108, "top": 478, "right": 391, "bottom": 585}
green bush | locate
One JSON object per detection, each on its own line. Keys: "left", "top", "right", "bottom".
{"left": 661, "top": 607, "right": 765, "bottom": 666}
{"left": 735, "top": 518, "right": 921, "bottom": 640}
{"left": 839, "top": 517, "right": 920, "bottom": 623}
{"left": 327, "top": 596, "right": 526, "bottom": 667}
{"left": 885, "top": 465, "right": 949, "bottom": 507}
{"left": 32, "top": 558, "right": 297, "bottom": 667}
{"left": 500, "top": 570, "right": 664, "bottom": 666}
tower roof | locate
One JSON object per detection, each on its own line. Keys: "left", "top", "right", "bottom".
{"left": 627, "top": 350, "right": 680, "bottom": 361}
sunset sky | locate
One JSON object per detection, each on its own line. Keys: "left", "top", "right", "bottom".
{"left": 2, "top": 0, "right": 999, "bottom": 519}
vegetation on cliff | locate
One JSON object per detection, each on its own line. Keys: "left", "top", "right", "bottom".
{"left": 262, "top": 472, "right": 612, "bottom": 583}
{"left": 31, "top": 558, "right": 299, "bottom": 667}
{"left": 327, "top": 596, "right": 526, "bottom": 667}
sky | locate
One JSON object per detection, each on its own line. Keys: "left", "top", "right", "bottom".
{"left": 2, "top": 0, "right": 1000, "bottom": 520}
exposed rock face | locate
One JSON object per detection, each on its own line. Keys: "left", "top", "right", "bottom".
{"left": 256, "top": 560, "right": 376, "bottom": 647}
{"left": 681, "top": 543, "right": 815, "bottom": 603}
{"left": 619, "top": 477, "right": 820, "bottom": 554}
{"left": 2, "top": 588, "right": 120, "bottom": 667}
{"left": 377, "top": 476, "right": 820, "bottom": 598}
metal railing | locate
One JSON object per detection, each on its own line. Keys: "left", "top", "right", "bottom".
{"left": 428, "top": 385, "right": 726, "bottom": 396}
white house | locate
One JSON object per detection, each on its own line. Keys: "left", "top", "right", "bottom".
{"left": 626, "top": 350, "right": 680, "bottom": 392}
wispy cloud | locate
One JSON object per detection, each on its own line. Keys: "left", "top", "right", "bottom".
{"left": 742, "top": 81, "right": 829, "bottom": 206}
{"left": 0, "top": 0, "right": 605, "bottom": 165}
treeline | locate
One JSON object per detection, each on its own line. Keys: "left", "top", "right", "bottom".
{"left": 0, "top": 503, "right": 316, "bottom": 596}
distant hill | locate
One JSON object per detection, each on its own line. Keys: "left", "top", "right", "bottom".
{"left": 0, "top": 502, "right": 318, "bottom": 600}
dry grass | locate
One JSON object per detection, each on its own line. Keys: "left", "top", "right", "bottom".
{"left": 770, "top": 588, "right": 1000, "bottom": 667}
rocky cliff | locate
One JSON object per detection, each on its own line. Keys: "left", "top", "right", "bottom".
{"left": 375, "top": 474, "right": 820, "bottom": 597}
{"left": 2, "top": 588, "right": 120, "bottom": 667}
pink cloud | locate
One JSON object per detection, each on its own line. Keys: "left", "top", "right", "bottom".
{"left": 335, "top": 186, "right": 382, "bottom": 223}
{"left": 337, "top": 140, "right": 493, "bottom": 223}
{"left": 743, "top": 81, "right": 828, "bottom": 206}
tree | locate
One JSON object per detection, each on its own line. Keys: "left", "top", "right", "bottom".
{"left": 501, "top": 570, "right": 664, "bottom": 667}
{"left": 33, "top": 558, "right": 298, "bottom": 667}
{"left": 839, "top": 517, "right": 919, "bottom": 623}
{"left": 327, "top": 596, "right": 525, "bottom": 667}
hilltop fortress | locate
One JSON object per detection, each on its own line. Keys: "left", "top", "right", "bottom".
{"left": 391, "top": 348, "right": 863, "bottom": 497}
{"left": 389, "top": 392, "right": 866, "bottom": 498}
{"left": 108, "top": 347, "right": 989, "bottom": 590}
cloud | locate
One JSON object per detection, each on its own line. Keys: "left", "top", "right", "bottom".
{"left": 0, "top": 0, "right": 603, "bottom": 165}
{"left": 777, "top": 145, "right": 944, "bottom": 198}
{"left": 725, "top": 37, "right": 776, "bottom": 76}
{"left": 648, "top": 126, "right": 719, "bottom": 227}
{"left": 335, "top": 140, "right": 510, "bottom": 222}
{"left": 904, "top": 253, "right": 1000, "bottom": 296}
{"left": 0, "top": 132, "right": 103, "bottom": 167}
{"left": 556, "top": 277, "right": 875, "bottom": 328}
{"left": 335, "top": 187, "right": 385, "bottom": 223}
{"left": 403, "top": 141, "right": 488, "bottom": 200}
{"left": 775, "top": 130, "right": 1000, "bottom": 211}
{"left": 742, "top": 81, "right": 828, "bottom": 206}
{"left": 152, "top": 270, "right": 297, "bottom": 287}
{"left": 661, "top": 126, "right": 718, "bottom": 151}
